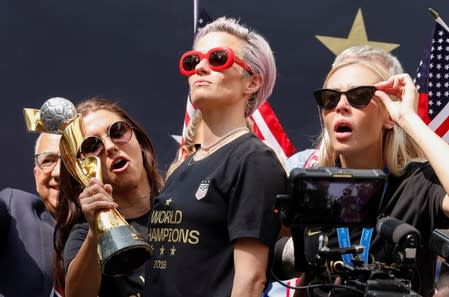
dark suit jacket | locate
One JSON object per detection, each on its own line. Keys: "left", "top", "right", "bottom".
{"left": 0, "top": 188, "right": 55, "bottom": 297}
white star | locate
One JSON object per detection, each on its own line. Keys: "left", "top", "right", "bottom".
{"left": 437, "top": 100, "right": 442, "bottom": 106}
{"left": 436, "top": 91, "right": 441, "bottom": 97}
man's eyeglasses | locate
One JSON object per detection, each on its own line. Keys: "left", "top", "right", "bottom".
{"left": 80, "top": 120, "right": 133, "bottom": 157}
{"left": 179, "top": 47, "right": 253, "bottom": 76}
{"left": 35, "top": 152, "right": 60, "bottom": 174}
{"left": 313, "top": 86, "right": 377, "bottom": 110}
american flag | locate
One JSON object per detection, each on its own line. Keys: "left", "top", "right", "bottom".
{"left": 414, "top": 13, "right": 449, "bottom": 142}
{"left": 180, "top": 1, "right": 297, "bottom": 162}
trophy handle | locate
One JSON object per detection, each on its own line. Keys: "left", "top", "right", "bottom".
{"left": 23, "top": 108, "right": 46, "bottom": 132}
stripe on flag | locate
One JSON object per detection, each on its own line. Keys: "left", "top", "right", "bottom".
{"left": 250, "top": 101, "right": 297, "bottom": 163}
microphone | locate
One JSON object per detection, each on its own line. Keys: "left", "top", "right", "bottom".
{"left": 376, "top": 217, "right": 421, "bottom": 249}
{"left": 273, "top": 236, "right": 298, "bottom": 279}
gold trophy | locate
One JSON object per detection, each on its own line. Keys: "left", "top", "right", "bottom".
{"left": 24, "top": 97, "right": 152, "bottom": 276}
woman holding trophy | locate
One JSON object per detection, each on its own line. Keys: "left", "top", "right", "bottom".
{"left": 53, "top": 97, "right": 163, "bottom": 297}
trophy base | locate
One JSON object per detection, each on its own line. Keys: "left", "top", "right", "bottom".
{"left": 98, "top": 225, "right": 152, "bottom": 276}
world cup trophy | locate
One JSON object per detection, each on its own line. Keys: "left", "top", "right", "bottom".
{"left": 24, "top": 97, "right": 152, "bottom": 276}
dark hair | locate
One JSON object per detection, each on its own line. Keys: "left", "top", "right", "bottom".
{"left": 52, "top": 97, "right": 163, "bottom": 290}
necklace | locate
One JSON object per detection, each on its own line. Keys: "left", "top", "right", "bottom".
{"left": 200, "top": 127, "right": 249, "bottom": 152}
{"left": 188, "top": 127, "right": 249, "bottom": 166}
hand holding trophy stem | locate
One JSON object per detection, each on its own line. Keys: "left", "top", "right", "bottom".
{"left": 81, "top": 157, "right": 130, "bottom": 236}
{"left": 24, "top": 97, "right": 152, "bottom": 276}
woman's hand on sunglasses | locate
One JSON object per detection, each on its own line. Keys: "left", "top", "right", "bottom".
{"left": 79, "top": 178, "right": 118, "bottom": 231}
{"left": 375, "top": 73, "right": 419, "bottom": 125}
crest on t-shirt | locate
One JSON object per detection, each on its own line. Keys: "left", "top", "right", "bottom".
{"left": 195, "top": 178, "right": 211, "bottom": 200}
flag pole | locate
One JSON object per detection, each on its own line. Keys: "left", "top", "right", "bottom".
{"left": 429, "top": 7, "right": 449, "bottom": 32}
{"left": 428, "top": 8, "right": 439, "bottom": 20}
{"left": 193, "top": 0, "right": 198, "bottom": 34}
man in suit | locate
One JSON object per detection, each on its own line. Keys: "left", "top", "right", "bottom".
{"left": 0, "top": 133, "right": 61, "bottom": 297}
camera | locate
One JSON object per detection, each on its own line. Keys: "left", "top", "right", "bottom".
{"left": 274, "top": 167, "right": 422, "bottom": 297}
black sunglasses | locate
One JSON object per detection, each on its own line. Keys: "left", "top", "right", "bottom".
{"left": 80, "top": 121, "right": 133, "bottom": 157}
{"left": 313, "top": 86, "right": 377, "bottom": 110}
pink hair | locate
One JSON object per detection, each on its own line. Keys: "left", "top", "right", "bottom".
{"left": 194, "top": 17, "right": 276, "bottom": 116}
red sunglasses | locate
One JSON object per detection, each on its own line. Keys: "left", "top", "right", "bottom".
{"left": 179, "top": 47, "right": 253, "bottom": 76}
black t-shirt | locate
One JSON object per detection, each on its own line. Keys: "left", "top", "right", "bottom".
{"left": 145, "top": 133, "right": 287, "bottom": 297}
{"left": 298, "top": 162, "right": 449, "bottom": 297}
{"left": 64, "top": 212, "right": 149, "bottom": 297}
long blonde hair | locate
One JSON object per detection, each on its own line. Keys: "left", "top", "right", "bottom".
{"left": 316, "top": 45, "right": 425, "bottom": 175}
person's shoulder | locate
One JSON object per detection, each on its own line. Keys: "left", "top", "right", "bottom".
{"left": 244, "top": 134, "right": 288, "bottom": 159}
{"left": 286, "top": 149, "right": 319, "bottom": 171}
{"left": 0, "top": 187, "right": 40, "bottom": 203}
{"left": 229, "top": 134, "right": 286, "bottom": 169}
{"left": 395, "top": 161, "right": 444, "bottom": 187}
{"left": 0, "top": 188, "right": 48, "bottom": 224}
{"left": 402, "top": 161, "right": 435, "bottom": 178}
{"left": 228, "top": 133, "right": 272, "bottom": 155}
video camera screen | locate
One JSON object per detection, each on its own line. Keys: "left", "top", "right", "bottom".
{"left": 287, "top": 168, "right": 387, "bottom": 226}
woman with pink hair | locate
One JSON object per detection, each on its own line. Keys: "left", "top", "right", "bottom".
{"left": 145, "top": 17, "right": 287, "bottom": 297}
